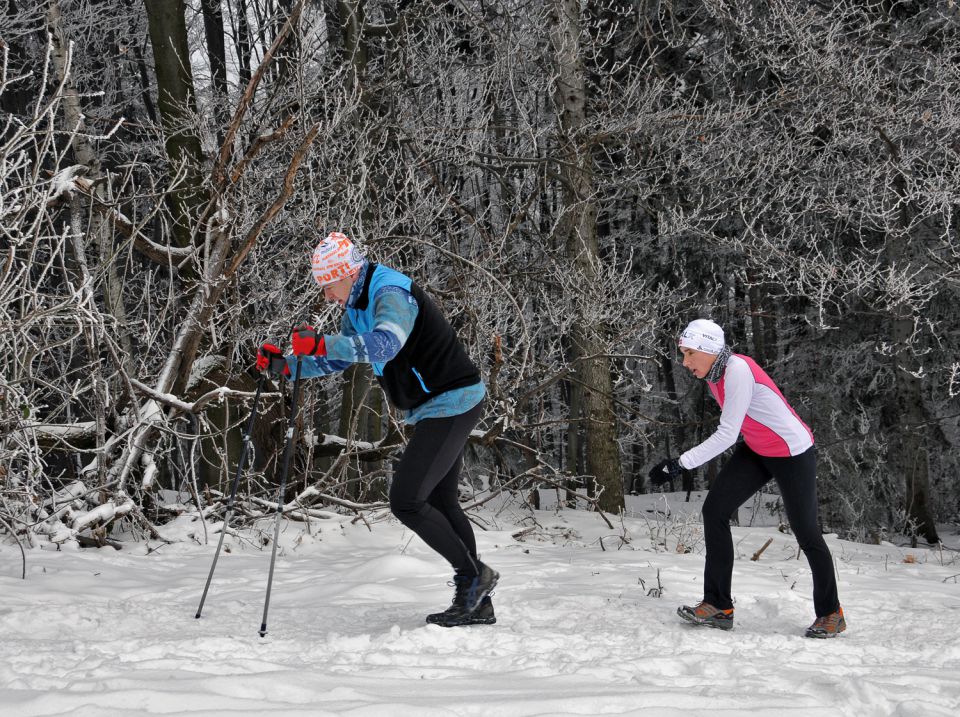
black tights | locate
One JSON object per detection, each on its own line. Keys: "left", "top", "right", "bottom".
{"left": 389, "top": 402, "right": 483, "bottom": 576}
{"left": 701, "top": 444, "right": 840, "bottom": 617}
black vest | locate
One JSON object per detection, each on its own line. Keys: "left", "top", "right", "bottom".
{"left": 356, "top": 264, "right": 481, "bottom": 410}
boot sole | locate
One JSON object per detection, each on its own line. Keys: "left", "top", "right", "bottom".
{"left": 426, "top": 614, "right": 497, "bottom": 627}
{"left": 805, "top": 624, "right": 846, "bottom": 639}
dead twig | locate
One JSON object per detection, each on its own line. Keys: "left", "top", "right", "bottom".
{"left": 751, "top": 537, "right": 774, "bottom": 561}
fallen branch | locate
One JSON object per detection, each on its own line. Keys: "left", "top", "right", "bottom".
{"left": 129, "top": 378, "right": 276, "bottom": 414}
{"left": 751, "top": 537, "right": 774, "bottom": 561}
{"left": 50, "top": 497, "right": 135, "bottom": 544}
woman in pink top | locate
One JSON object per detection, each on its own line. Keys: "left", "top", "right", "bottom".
{"left": 649, "top": 319, "right": 845, "bottom": 638}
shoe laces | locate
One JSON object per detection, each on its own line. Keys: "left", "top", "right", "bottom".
{"left": 446, "top": 580, "right": 493, "bottom": 606}
{"left": 450, "top": 575, "right": 472, "bottom": 607}
{"left": 693, "top": 601, "right": 730, "bottom": 618}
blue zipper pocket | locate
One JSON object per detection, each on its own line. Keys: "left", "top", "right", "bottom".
{"left": 411, "top": 367, "right": 431, "bottom": 393}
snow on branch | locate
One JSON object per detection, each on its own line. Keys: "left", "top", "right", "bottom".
{"left": 50, "top": 497, "right": 135, "bottom": 544}
{"left": 17, "top": 421, "right": 98, "bottom": 445}
{"left": 128, "top": 378, "right": 275, "bottom": 415}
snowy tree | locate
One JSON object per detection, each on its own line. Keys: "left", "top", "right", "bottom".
{"left": 1, "top": 0, "right": 957, "bottom": 550}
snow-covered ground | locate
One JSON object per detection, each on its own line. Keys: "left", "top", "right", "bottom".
{"left": 1, "top": 492, "right": 958, "bottom": 717}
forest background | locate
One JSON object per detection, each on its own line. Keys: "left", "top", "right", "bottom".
{"left": 2, "top": 0, "right": 958, "bottom": 557}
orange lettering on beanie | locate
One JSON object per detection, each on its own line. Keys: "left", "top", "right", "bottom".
{"left": 311, "top": 232, "right": 366, "bottom": 286}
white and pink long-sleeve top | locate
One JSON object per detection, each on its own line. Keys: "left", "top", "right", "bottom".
{"left": 679, "top": 354, "right": 814, "bottom": 470}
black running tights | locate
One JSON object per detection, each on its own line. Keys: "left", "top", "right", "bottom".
{"left": 389, "top": 401, "right": 483, "bottom": 576}
{"left": 701, "top": 444, "right": 840, "bottom": 617}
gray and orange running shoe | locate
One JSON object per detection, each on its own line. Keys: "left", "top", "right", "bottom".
{"left": 677, "top": 601, "right": 734, "bottom": 630}
{"left": 805, "top": 607, "right": 846, "bottom": 638}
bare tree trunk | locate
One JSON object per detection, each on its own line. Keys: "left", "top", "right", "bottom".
{"left": 235, "top": 0, "right": 253, "bottom": 88}
{"left": 47, "top": 1, "right": 133, "bottom": 364}
{"left": 200, "top": 0, "right": 229, "bottom": 139}
{"left": 886, "top": 301, "right": 937, "bottom": 543}
{"left": 549, "top": 0, "right": 623, "bottom": 513}
{"left": 339, "top": 364, "right": 371, "bottom": 500}
{"left": 339, "top": 0, "right": 368, "bottom": 92}
{"left": 109, "top": 4, "right": 318, "bottom": 491}
{"left": 747, "top": 270, "right": 770, "bottom": 367}
{"left": 144, "top": 0, "right": 206, "bottom": 252}
{"left": 46, "top": 0, "right": 137, "bottom": 496}
{"left": 878, "top": 128, "right": 939, "bottom": 545}
{"left": 363, "top": 386, "right": 385, "bottom": 500}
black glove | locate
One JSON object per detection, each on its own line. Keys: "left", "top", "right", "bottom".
{"left": 648, "top": 458, "right": 685, "bottom": 487}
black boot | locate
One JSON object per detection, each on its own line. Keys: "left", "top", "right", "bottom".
{"left": 426, "top": 577, "right": 496, "bottom": 627}
{"left": 464, "top": 561, "right": 499, "bottom": 611}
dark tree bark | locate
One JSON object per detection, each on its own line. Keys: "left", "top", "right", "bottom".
{"left": 143, "top": 0, "right": 206, "bottom": 252}
{"left": 549, "top": 0, "right": 624, "bottom": 513}
{"left": 877, "top": 127, "right": 939, "bottom": 545}
{"left": 200, "top": 0, "right": 229, "bottom": 135}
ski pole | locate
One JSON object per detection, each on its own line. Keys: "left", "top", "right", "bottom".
{"left": 196, "top": 371, "right": 268, "bottom": 619}
{"left": 259, "top": 354, "right": 304, "bottom": 637}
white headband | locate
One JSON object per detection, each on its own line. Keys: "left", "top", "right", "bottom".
{"left": 678, "top": 319, "right": 725, "bottom": 354}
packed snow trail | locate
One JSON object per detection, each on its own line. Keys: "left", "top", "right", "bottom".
{"left": 1, "top": 502, "right": 958, "bottom": 717}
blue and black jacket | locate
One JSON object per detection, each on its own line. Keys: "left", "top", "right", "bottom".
{"left": 351, "top": 264, "right": 480, "bottom": 410}
{"left": 292, "top": 262, "right": 483, "bottom": 417}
